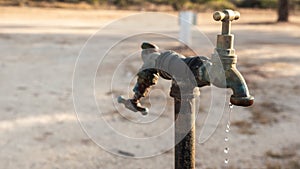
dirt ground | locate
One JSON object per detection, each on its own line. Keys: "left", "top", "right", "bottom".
{"left": 0, "top": 7, "right": 300, "bottom": 169}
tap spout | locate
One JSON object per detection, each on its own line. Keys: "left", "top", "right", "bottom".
{"left": 226, "top": 64, "right": 254, "bottom": 107}
{"left": 207, "top": 53, "right": 254, "bottom": 107}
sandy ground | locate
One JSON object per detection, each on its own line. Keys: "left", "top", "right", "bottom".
{"left": 0, "top": 7, "right": 300, "bottom": 169}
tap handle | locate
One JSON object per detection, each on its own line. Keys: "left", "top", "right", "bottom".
{"left": 213, "top": 9, "right": 240, "bottom": 22}
{"left": 117, "top": 96, "right": 149, "bottom": 115}
{"left": 213, "top": 9, "right": 240, "bottom": 35}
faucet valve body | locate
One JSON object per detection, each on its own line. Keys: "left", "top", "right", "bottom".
{"left": 212, "top": 9, "right": 254, "bottom": 106}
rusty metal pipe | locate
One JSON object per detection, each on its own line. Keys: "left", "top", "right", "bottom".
{"left": 170, "top": 83, "right": 198, "bottom": 169}
{"left": 149, "top": 47, "right": 200, "bottom": 169}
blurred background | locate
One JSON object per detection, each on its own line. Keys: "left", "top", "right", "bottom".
{"left": 0, "top": 0, "right": 299, "bottom": 13}
{"left": 1, "top": 0, "right": 300, "bottom": 169}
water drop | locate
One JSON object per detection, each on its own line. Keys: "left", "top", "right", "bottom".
{"left": 224, "top": 147, "right": 229, "bottom": 154}
{"left": 224, "top": 158, "right": 229, "bottom": 164}
{"left": 226, "top": 123, "right": 230, "bottom": 129}
{"left": 225, "top": 137, "right": 229, "bottom": 142}
{"left": 229, "top": 103, "right": 234, "bottom": 109}
{"left": 225, "top": 128, "right": 230, "bottom": 133}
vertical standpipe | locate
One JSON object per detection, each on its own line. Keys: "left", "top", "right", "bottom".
{"left": 171, "top": 83, "right": 199, "bottom": 169}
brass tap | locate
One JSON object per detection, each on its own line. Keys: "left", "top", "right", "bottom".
{"left": 210, "top": 9, "right": 254, "bottom": 106}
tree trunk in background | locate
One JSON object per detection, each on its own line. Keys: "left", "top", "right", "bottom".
{"left": 277, "top": 0, "right": 289, "bottom": 22}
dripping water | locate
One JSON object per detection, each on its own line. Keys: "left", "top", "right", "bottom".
{"left": 224, "top": 103, "right": 233, "bottom": 164}
{"left": 224, "top": 147, "right": 229, "bottom": 154}
{"left": 224, "top": 158, "right": 229, "bottom": 164}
